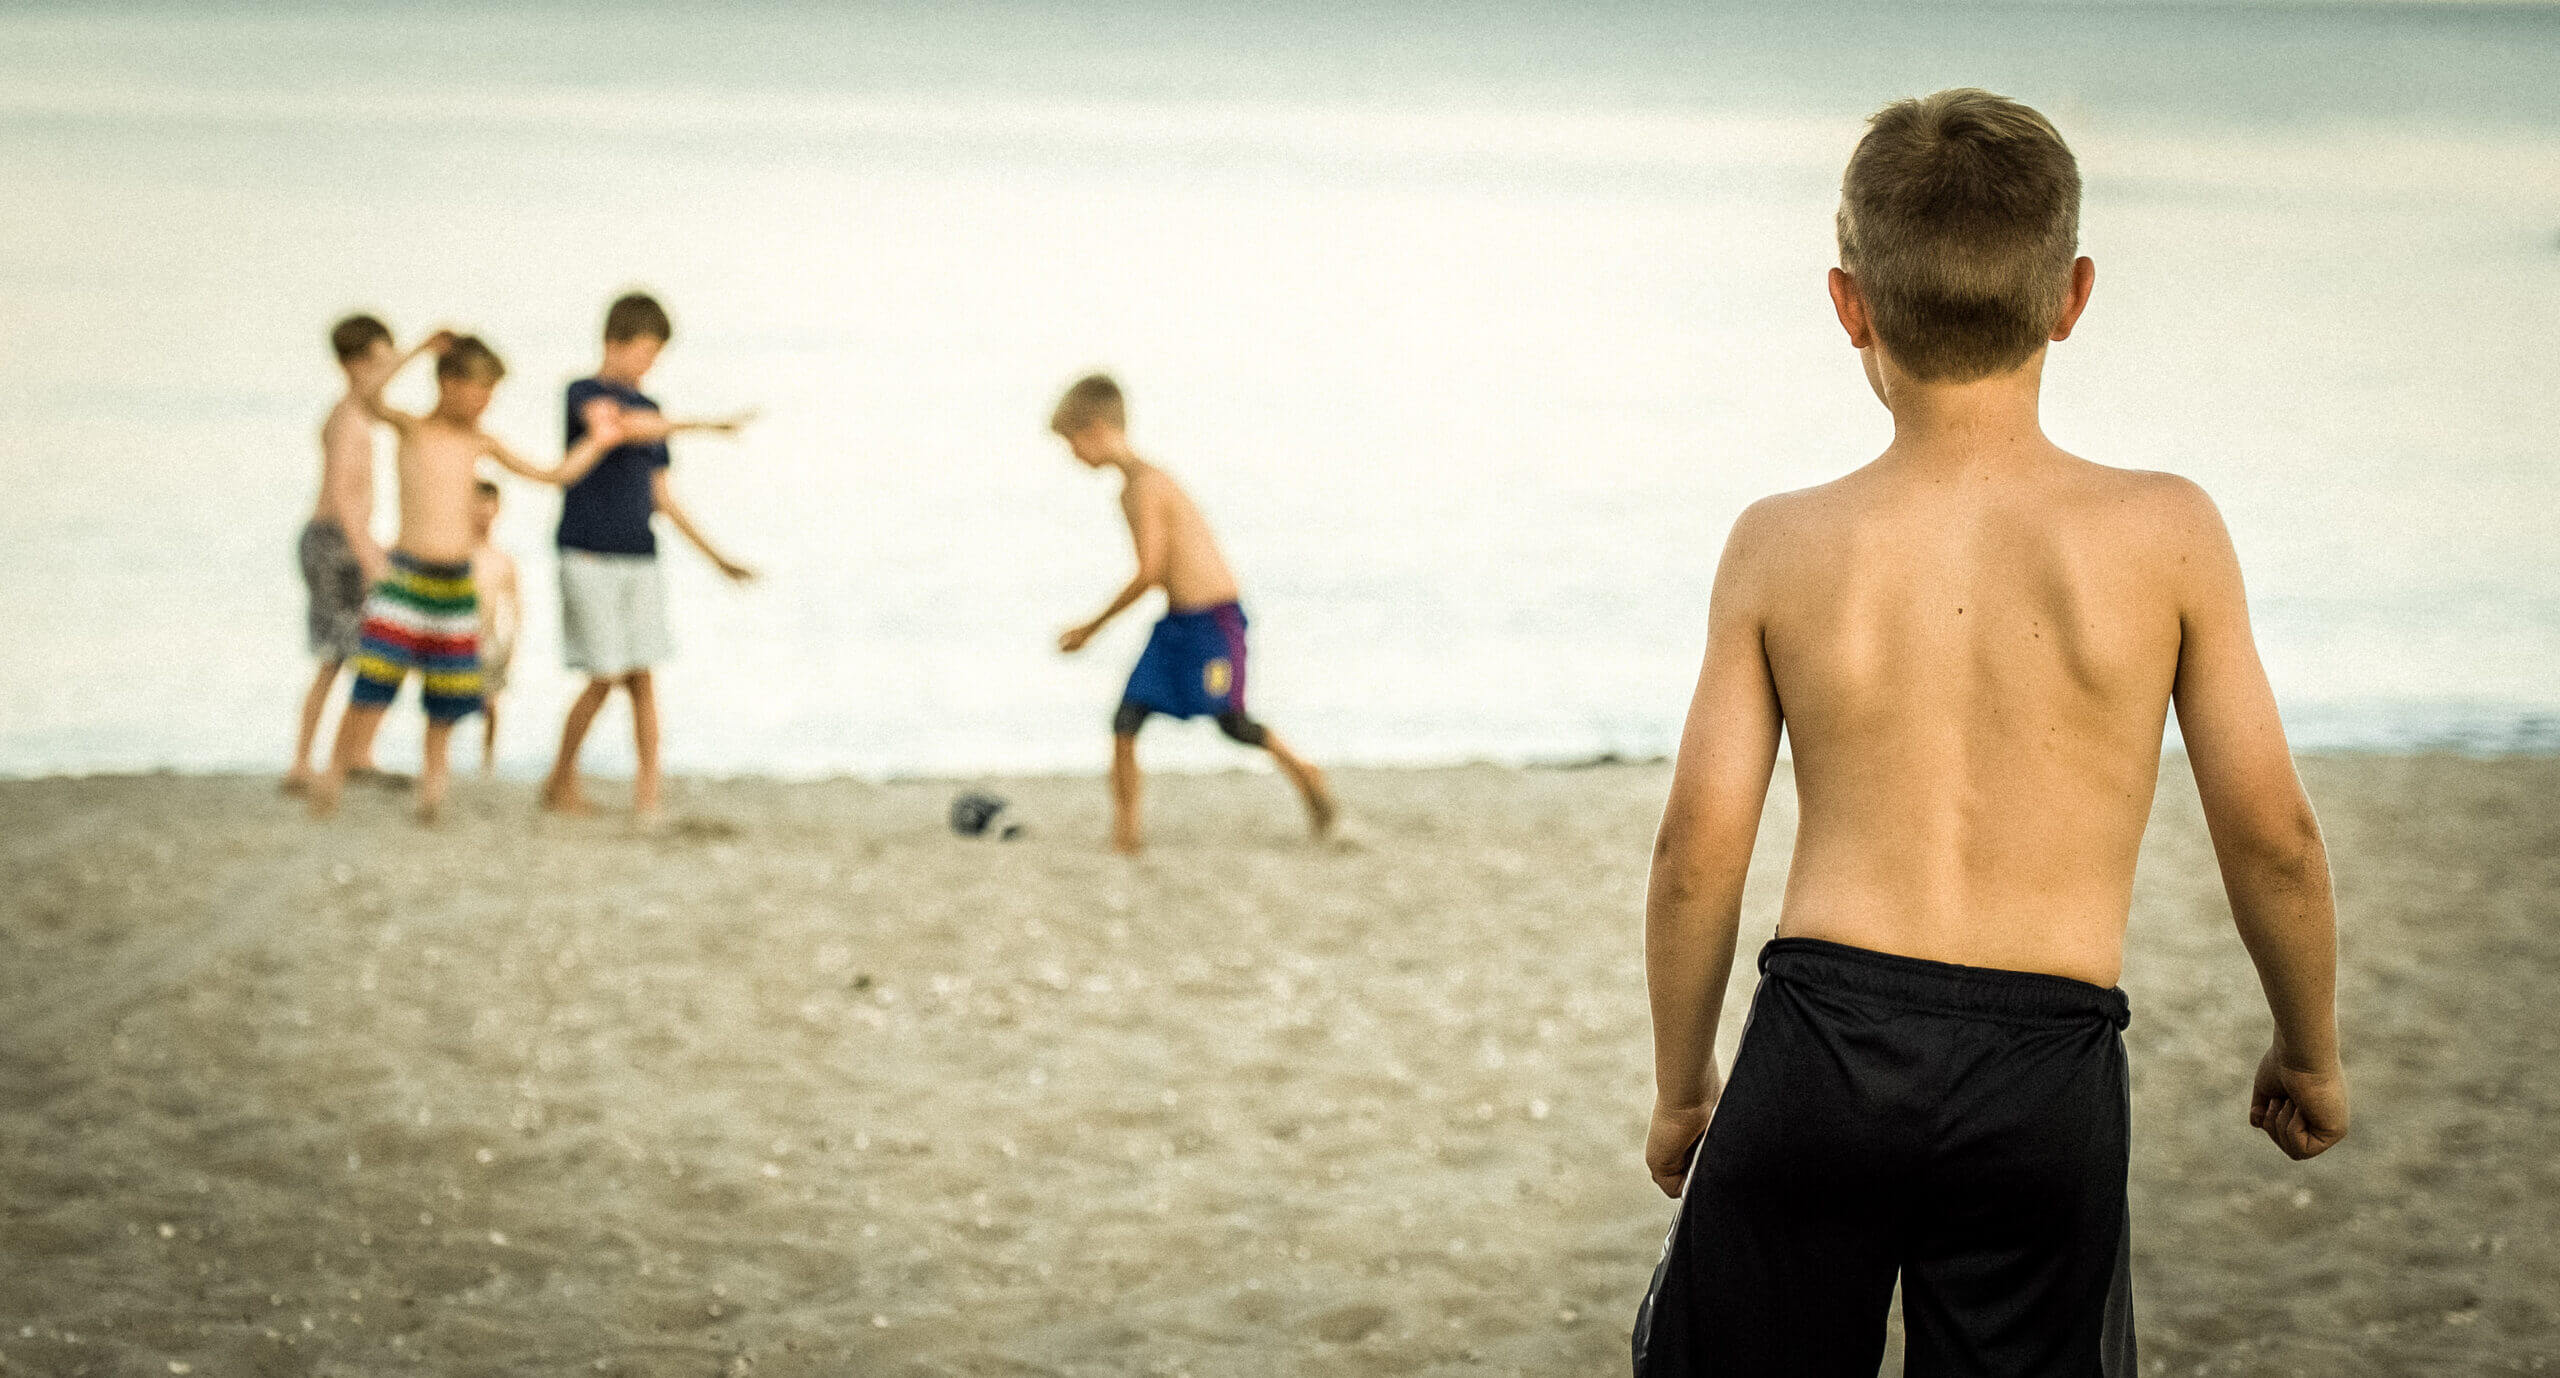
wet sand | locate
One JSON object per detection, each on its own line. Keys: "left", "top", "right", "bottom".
{"left": 1, "top": 755, "right": 2554, "bottom": 1376}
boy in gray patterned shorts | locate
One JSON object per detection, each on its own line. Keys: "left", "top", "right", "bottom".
{"left": 286, "top": 314, "right": 402, "bottom": 794}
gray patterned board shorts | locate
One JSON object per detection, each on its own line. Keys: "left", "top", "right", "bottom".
{"left": 298, "top": 518, "right": 367, "bottom": 660}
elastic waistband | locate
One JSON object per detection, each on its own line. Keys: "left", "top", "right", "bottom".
{"left": 389, "top": 550, "right": 473, "bottom": 579}
{"left": 1163, "top": 600, "right": 1244, "bottom": 623}
{"left": 1760, "top": 937, "right": 2130, "bottom": 1030}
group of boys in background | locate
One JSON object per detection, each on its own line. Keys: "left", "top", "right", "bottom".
{"left": 285, "top": 293, "right": 752, "bottom": 825}
{"left": 285, "top": 296, "right": 1331, "bottom": 848}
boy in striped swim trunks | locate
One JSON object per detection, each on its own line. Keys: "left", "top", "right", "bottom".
{"left": 310, "top": 332, "right": 625, "bottom": 824}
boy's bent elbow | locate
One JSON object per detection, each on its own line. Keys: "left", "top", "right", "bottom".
{"left": 2223, "top": 803, "right": 2330, "bottom": 895}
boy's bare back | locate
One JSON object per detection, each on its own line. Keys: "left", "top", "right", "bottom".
{"left": 1737, "top": 447, "right": 2230, "bottom": 986}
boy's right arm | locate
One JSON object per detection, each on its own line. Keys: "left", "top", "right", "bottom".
{"left": 1643, "top": 501, "right": 1784, "bottom": 1197}
{"left": 359, "top": 330, "right": 455, "bottom": 432}
{"left": 322, "top": 408, "right": 387, "bottom": 584}
{"left": 2166, "top": 479, "right": 2348, "bottom": 1161}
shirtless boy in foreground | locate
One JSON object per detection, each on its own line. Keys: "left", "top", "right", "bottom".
{"left": 284, "top": 314, "right": 399, "bottom": 793}
{"left": 308, "top": 334, "right": 621, "bottom": 824}
{"left": 1051, "top": 374, "right": 1334, "bottom": 854}
{"left": 1636, "top": 91, "right": 2345, "bottom": 1376}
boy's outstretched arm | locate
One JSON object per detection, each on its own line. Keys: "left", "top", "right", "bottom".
{"left": 2166, "top": 480, "right": 2347, "bottom": 1161}
{"left": 359, "top": 329, "right": 457, "bottom": 432}
{"left": 1059, "top": 481, "right": 1167, "bottom": 653}
{"left": 650, "top": 469, "right": 755, "bottom": 582}
{"left": 480, "top": 419, "right": 623, "bottom": 488}
{"left": 1644, "top": 503, "right": 1784, "bottom": 1198}
{"left": 605, "top": 405, "right": 757, "bottom": 444}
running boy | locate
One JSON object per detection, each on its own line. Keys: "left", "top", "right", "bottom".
{"left": 309, "top": 334, "right": 623, "bottom": 823}
{"left": 1635, "top": 91, "right": 2346, "bottom": 1375}
{"left": 1050, "top": 374, "right": 1334, "bottom": 854}
{"left": 540, "top": 292, "right": 755, "bottom": 824}
{"left": 284, "top": 313, "right": 398, "bottom": 794}
{"left": 469, "top": 479, "right": 522, "bottom": 777}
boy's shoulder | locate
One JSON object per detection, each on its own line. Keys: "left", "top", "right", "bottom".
{"left": 1720, "top": 459, "right": 2228, "bottom": 588}
{"left": 1122, "top": 458, "right": 1180, "bottom": 497}
{"left": 1743, "top": 456, "right": 2215, "bottom": 525}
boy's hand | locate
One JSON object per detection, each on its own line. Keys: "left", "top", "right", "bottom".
{"left": 714, "top": 557, "right": 756, "bottom": 583}
{"left": 703, "top": 408, "right": 759, "bottom": 435}
{"left": 1645, "top": 1096, "right": 1716, "bottom": 1198}
{"left": 2250, "top": 1046, "right": 2349, "bottom": 1160}
{"left": 1058, "top": 623, "right": 1096, "bottom": 654}
{"left": 422, "top": 329, "right": 460, "bottom": 356}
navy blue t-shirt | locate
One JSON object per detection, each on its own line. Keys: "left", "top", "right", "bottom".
{"left": 557, "top": 377, "right": 671, "bottom": 556}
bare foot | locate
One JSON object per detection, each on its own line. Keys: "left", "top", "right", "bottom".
{"left": 306, "top": 775, "right": 342, "bottom": 820}
{"left": 280, "top": 771, "right": 312, "bottom": 797}
{"left": 415, "top": 798, "right": 444, "bottom": 827}
{"left": 1110, "top": 830, "right": 1144, "bottom": 856}
{"left": 349, "top": 765, "right": 413, "bottom": 791}
{"left": 541, "top": 779, "right": 599, "bottom": 816}
{"left": 1304, "top": 773, "right": 1339, "bottom": 840}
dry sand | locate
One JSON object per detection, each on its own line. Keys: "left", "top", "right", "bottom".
{"left": 1, "top": 755, "right": 2554, "bottom": 1377}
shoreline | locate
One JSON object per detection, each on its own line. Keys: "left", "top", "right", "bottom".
{"left": 5, "top": 739, "right": 2558, "bottom": 791}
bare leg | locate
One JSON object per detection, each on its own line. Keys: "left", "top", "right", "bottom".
{"left": 1110, "top": 732, "right": 1143, "bottom": 854}
{"left": 480, "top": 696, "right": 500, "bottom": 778}
{"left": 627, "top": 670, "right": 661, "bottom": 823}
{"left": 1261, "top": 730, "right": 1337, "bottom": 839}
{"left": 418, "top": 719, "right": 455, "bottom": 825}
{"left": 543, "top": 679, "right": 614, "bottom": 814}
{"left": 284, "top": 658, "right": 342, "bottom": 793}
{"left": 310, "top": 702, "right": 387, "bottom": 819}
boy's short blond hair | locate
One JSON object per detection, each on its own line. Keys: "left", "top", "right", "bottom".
{"left": 1050, "top": 374, "right": 1125, "bottom": 435}
{"left": 1836, "top": 89, "right": 2081, "bottom": 382}
{"left": 436, "top": 336, "right": 507, "bottom": 384}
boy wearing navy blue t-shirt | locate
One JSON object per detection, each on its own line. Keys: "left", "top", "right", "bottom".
{"left": 539, "top": 292, "right": 755, "bottom": 823}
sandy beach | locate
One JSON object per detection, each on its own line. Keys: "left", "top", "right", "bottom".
{"left": 0, "top": 754, "right": 2553, "bottom": 1376}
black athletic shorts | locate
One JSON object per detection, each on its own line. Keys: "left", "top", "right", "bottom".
{"left": 1634, "top": 937, "right": 2136, "bottom": 1378}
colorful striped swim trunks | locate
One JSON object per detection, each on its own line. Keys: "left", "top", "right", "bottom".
{"left": 349, "top": 551, "right": 483, "bottom": 721}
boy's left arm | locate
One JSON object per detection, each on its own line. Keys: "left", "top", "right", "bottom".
{"left": 491, "top": 554, "right": 524, "bottom": 646}
{"left": 1058, "top": 481, "right": 1167, "bottom": 653}
{"left": 651, "top": 469, "right": 755, "bottom": 582}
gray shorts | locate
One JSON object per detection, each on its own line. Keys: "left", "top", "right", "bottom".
{"left": 298, "top": 518, "right": 367, "bottom": 661}
{"left": 558, "top": 548, "right": 671, "bottom": 677}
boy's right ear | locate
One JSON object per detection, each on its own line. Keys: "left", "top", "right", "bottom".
{"left": 1827, "top": 268, "right": 1875, "bottom": 350}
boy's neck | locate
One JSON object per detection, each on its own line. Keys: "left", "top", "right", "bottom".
{"left": 1876, "top": 351, "right": 2055, "bottom": 470}
{"left": 596, "top": 360, "right": 649, "bottom": 387}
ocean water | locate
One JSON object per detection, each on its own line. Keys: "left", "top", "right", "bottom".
{"left": 1, "top": 2, "right": 2554, "bottom": 780}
